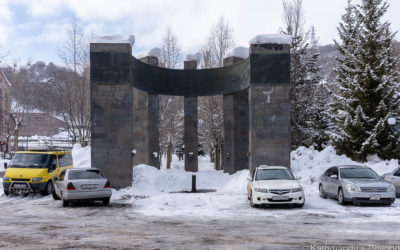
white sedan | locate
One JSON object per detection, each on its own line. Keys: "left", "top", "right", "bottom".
{"left": 53, "top": 168, "right": 112, "bottom": 207}
{"left": 247, "top": 166, "right": 305, "bottom": 207}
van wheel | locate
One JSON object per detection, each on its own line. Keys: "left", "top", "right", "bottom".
{"left": 4, "top": 189, "right": 9, "bottom": 196}
{"left": 41, "top": 181, "right": 54, "bottom": 196}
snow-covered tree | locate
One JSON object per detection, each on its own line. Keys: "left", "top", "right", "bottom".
{"left": 281, "top": 0, "right": 328, "bottom": 149}
{"left": 330, "top": 0, "right": 400, "bottom": 161}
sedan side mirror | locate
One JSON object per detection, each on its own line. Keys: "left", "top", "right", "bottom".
{"left": 331, "top": 174, "right": 338, "bottom": 179}
{"left": 3, "top": 162, "right": 7, "bottom": 169}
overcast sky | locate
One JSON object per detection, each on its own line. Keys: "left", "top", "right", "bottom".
{"left": 1, "top": 0, "right": 400, "bottom": 65}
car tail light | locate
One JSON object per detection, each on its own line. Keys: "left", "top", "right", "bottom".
{"left": 66, "top": 182, "right": 76, "bottom": 191}
{"left": 104, "top": 180, "right": 111, "bottom": 189}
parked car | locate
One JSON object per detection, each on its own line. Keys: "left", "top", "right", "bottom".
{"left": 247, "top": 166, "right": 305, "bottom": 207}
{"left": 2, "top": 148, "right": 73, "bottom": 196}
{"left": 382, "top": 167, "right": 400, "bottom": 197}
{"left": 319, "top": 165, "right": 396, "bottom": 205}
{"left": 53, "top": 168, "right": 112, "bottom": 207}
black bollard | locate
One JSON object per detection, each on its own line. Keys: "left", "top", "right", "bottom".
{"left": 192, "top": 175, "right": 197, "bottom": 192}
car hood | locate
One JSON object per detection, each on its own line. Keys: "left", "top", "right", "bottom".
{"left": 5, "top": 168, "right": 48, "bottom": 179}
{"left": 344, "top": 179, "right": 390, "bottom": 187}
{"left": 253, "top": 180, "right": 300, "bottom": 189}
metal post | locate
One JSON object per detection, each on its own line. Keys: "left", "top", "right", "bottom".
{"left": 191, "top": 175, "right": 197, "bottom": 192}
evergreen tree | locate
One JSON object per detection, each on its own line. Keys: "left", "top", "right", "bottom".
{"left": 331, "top": 0, "right": 400, "bottom": 161}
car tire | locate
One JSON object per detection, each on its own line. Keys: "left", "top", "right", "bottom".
{"left": 338, "top": 188, "right": 346, "bottom": 205}
{"left": 52, "top": 189, "right": 60, "bottom": 200}
{"left": 250, "top": 192, "right": 257, "bottom": 208}
{"left": 41, "top": 181, "right": 54, "bottom": 196}
{"left": 102, "top": 198, "right": 110, "bottom": 206}
{"left": 319, "top": 184, "right": 327, "bottom": 199}
{"left": 4, "top": 189, "right": 9, "bottom": 196}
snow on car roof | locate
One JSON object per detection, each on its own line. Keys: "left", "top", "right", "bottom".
{"left": 257, "top": 165, "right": 288, "bottom": 170}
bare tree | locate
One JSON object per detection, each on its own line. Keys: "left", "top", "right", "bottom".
{"left": 159, "top": 26, "right": 183, "bottom": 169}
{"left": 56, "top": 18, "right": 90, "bottom": 146}
{"left": 198, "top": 16, "right": 235, "bottom": 170}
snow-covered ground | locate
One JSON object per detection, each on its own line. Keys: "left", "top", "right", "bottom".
{"left": 1, "top": 145, "right": 399, "bottom": 222}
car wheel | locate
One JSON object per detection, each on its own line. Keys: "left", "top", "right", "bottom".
{"left": 319, "top": 184, "right": 327, "bottom": 199}
{"left": 61, "top": 192, "right": 69, "bottom": 207}
{"left": 102, "top": 198, "right": 110, "bottom": 206}
{"left": 4, "top": 189, "right": 9, "bottom": 196}
{"left": 250, "top": 192, "right": 257, "bottom": 208}
{"left": 338, "top": 188, "right": 346, "bottom": 205}
{"left": 52, "top": 189, "right": 60, "bottom": 200}
{"left": 41, "top": 181, "right": 54, "bottom": 196}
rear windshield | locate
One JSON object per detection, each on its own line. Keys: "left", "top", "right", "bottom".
{"left": 9, "top": 154, "right": 51, "bottom": 169}
{"left": 340, "top": 168, "right": 379, "bottom": 179}
{"left": 255, "top": 169, "right": 294, "bottom": 181}
{"left": 68, "top": 170, "right": 104, "bottom": 180}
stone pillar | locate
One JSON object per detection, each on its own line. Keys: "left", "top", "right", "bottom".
{"left": 90, "top": 42, "right": 133, "bottom": 188}
{"left": 132, "top": 56, "right": 160, "bottom": 169}
{"left": 249, "top": 42, "right": 291, "bottom": 174}
{"left": 223, "top": 56, "right": 249, "bottom": 174}
{"left": 184, "top": 60, "right": 198, "bottom": 172}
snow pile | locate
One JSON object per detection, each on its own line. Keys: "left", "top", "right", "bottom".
{"left": 185, "top": 52, "right": 201, "bottom": 63}
{"left": 226, "top": 46, "right": 249, "bottom": 59}
{"left": 249, "top": 34, "right": 292, "bottom": 45}
{"left": 291, "top": 146, "right": 398, "bottom": 195}
{"left": 0, "top": 157, "right": 10, "bottom": 171}
{"left": 135, "top": 47, "right": 161, "bottom": 59}
{"left": 72, "top": 144, "right": 91, "bottom": 168}
{"left": 92, "top": 35, "right": 135, "bottom": 46}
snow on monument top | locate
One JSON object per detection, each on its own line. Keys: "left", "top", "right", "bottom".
{"left": 227, "top": 46, "right": 249, "bottom": 59}
{"left": 135, "top": 47, "right": 161, "bottom": 59}
{"left": 249, "top": 34, "right": 292, "bottom": 45}
{"left": 92, "top": 35, "right": 135, "bottom": 46}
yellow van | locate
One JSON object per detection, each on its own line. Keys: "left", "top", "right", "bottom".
{"left": 2, "top": 149, "right": 73, "bottom": 196}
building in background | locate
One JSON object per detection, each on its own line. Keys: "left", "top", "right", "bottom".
{"left": 0, "top": 71, "right": 11, "bottom": 151}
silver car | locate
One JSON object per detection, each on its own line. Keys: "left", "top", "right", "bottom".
{"left": 319, "top": 165, "right": 396, "bottom": 205}
{"left": 382, "top": 167, "right": 400, "bottom": 197}
{"left": 53, "top": 168, "right": 112, "bottom": 207}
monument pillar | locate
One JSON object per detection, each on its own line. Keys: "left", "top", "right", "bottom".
{"left": 132, "top": 56, "right": 160, "bottom": 169}
{"left": 222, "top": 56, "right": 249, "bottom": 174}
{"left": 183, "top": 60, "right": 198, "bottom": 172}
{"left": 249, "top": 39, "right": 292, "bottom": 174}
{"left": 90, "top": 41, "right": 133, "bottom": 188}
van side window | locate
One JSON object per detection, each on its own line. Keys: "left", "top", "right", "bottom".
{"left": 59, "top": 170, "right": 66, "bottom": 181}
{"left": 58, "top": 154, "right": 73, "bottom": 167}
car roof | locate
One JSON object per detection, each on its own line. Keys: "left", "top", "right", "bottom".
{"left": 257, "top": 165, "right": 288, "bottom": 170}
{"left": 335, "top": 165, "right": 366, "bottom": 169}
{"left": 68, "top": 168, "right": 99, "bottom": 171}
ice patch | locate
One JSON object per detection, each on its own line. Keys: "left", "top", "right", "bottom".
{"left": 249, "top": 34, "right": 292, "bottom": 45}
{"left": 91, "top": 35, "right": 135, "bottom": 46}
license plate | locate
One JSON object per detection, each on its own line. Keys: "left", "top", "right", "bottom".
{"left": 14, "top": 184, "right": 27, "bottom": 188}
{"left": 370, "top": 194, "right": 381, "bottom": 200}
{"left": 272, "top": 196, "right": 289, "bottom": 200}
{"left": 81, "top": 184, "right": 97, "bottom": 189}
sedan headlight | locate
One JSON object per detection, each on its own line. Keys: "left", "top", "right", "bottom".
{"left": 345, "top": 184, "right": 359, "bottom": 192}
{"left": 254, "top": 187, "right": 268, "bottom": 193}
{"left": 32, "top": 177, "right": 43, "bottom": 182}
{"left": 388, "top": 184, "right": 396, "bottom": 192}
{"left": 3, "top": 176, "right": 10, "bottom": 182}
{"left": 292, "top": 187, "right": 303, "bottom": 193}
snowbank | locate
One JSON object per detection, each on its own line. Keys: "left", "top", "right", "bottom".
{"left": 226, "top": 46, "right": 249, "bottom": 59}
{"left": 249, "top": 34, "right": 292, "bottom": 45}
{"left": 92, "top": 35, "right": 135, "bottom": 46}
{"left": 72, "top": 144, "right": 91, "bottom": 168}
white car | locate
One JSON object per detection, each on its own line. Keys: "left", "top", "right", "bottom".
{"left": 247, "top": 166, "right": 305, "bottom": 207}
{"left": 53, "top": 168, "right": 112, "bottom": 207}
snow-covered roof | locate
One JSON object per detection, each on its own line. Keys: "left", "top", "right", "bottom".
{"left": 249, "top": 34, "right": 292, "bottom": 45}
{"left": 226, "top": 46, "right": 249, "bottom": 59}
{"left": 185, "top": 52, "right": 201, "bottom": 62}
{"left": 91, "top": 35, "right": 135, "bottom": 47}
{"left": 135, "top": 47, "right": 161, "bottom": 59}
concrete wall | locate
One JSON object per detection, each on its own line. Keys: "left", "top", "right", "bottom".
{"left": 90, "top": 43, "right": 133, "bottom": 188}
{"left": 249, "top": 43, "right": 291, "bottom": 174}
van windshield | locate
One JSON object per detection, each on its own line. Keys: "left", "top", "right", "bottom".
{"left": 9, "top": 154, "right": 51, "bottom": 169}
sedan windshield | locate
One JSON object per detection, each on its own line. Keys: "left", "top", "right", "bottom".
{"left": 340, "top": 168, "right": 379, "bottom": 179}
{"left": 255, "top": 169, "right": 294, "bottom": 181}
{"left": 9, "top": 154, "right": 51, "bottom": 169}
{"left": 69, "top": 170, "right": 104, "bottom": 180}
